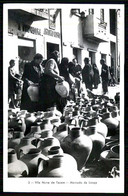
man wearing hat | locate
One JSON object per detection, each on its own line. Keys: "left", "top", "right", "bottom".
{"left": 20, "top": 53, "right": 44, "bottom": 112}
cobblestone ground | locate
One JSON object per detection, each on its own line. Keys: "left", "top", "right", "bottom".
{"left": 92, "top": 83, "right": 120, "bottom": 99}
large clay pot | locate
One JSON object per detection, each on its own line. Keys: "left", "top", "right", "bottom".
{"left": 27, "top": 83, "right": 39, "bottom": 102}
{"left": 15, "top": 137, "right": 36, "bottom": 159}
{"left": 25, "top": 113, "right": 37, "bottom": 127}
{"left": 37, "top": 137, "right": 60, "bottom": 156}
{"left": 47, "top": 146, "right": 78, "bottom": 172}
{"left": 53, "top": 123, "right": 68, "bottom": 143}
{"left": 26, "top": 125, "right": 41, "bottom": 138}
{"left": 110, "top": 144, "right": 119, "bottom": 158}
{"left": 55, "top": 81, "right": 70, "bottom": 98}
{"left": 61, "top": 127, "right": 93, "bottom": 170}
{"left": 37, "top": 155, "right": 80, "bottom": 178}
{"left": 104, "top": 139, "right": 119, "bottom": 151}
{"left": 8, "top": 148, "right": 28, "bottom": 177}
{"left": 101, "top": 112, "right": 119, "bottom": 136}
{"left": 8, "top": 116, "right": 26, "bottom": 133}
{"left": 87, "top": 117, "right": 108, "bottom": 138}
{"left": 100, "top": 147, "right": 119, "bottom": 170}
{"left": 8, "top": 131, "right": 24, "bottom": 150}
{"left": 20, "top": 148, "right": 48, "bottom": 177}
{"left": 84, "top": 126, "right": 105, "bottom": 162}
{"left": 48, "top": 146, "right": 64, "bottom": 157}
{"left": 40, "top": 119, "right": 54, "bottom": 131}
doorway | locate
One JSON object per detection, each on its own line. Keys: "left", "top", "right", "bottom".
{"left": 101, "top": 53, "right": 107, "bottom": 63}
{"left": 89, "top": 51, "right": 96, "bottom": 64}
{"left": 73, "top": 48, "right": 82, "bottom": 64}
{"left": 47, "top": 42, "right": 59, "bottom": 59}
{"left": 18, "top": 38, "right": 35, "bottom": 75}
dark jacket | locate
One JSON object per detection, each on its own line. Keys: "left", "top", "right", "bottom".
{"left": 20, "top": 61, "right": 44, "bottom": 112}
{"left": 101, "top": 63, "right": 109, "bottom": 82}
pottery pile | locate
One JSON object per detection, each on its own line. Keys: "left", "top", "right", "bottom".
{"left": 8, "top": 91, "right": 120, "bottom": 177}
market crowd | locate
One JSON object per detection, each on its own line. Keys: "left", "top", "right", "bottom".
{"left": 8, "top": 51, "right": 116, "bottom": 113}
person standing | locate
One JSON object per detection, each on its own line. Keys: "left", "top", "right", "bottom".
{"left": 39, "top": 51, "right": 66, "bottom": 113}
{"left": 82, "top": 57, "right": 94, "bottom": 91}
{"left": 92, "top": 63, "right": 100, "bottom": 89}
{"left": 20, "top": 53, "right": 44, "bottom": 112}
{"left": 8, "top": 59, "right": 22, "bottom": 108}
{"left": 100, "top": 58, "right": 109, "bottom": 94}
{"left": 58, "top": 57, "right": 70, "bottom": 84}
{"left": 110, "top": 64, "right": 116, "bottom": 86}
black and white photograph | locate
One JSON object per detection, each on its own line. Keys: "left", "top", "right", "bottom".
{"left": 3, "top": 3, "right": 124, "bottom": 193}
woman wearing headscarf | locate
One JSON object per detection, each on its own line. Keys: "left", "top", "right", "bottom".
{"left": 20, "top": 53, "right": 44, "bottom": 112}
{"left": 39, "top": 51, "right": 66, "bottom": 112}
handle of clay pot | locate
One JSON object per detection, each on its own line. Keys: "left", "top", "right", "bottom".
{"left": 19, "top": 149, "right": 24, "bottom": 159}
{"left": 36, "top": 138, "right": 44, "bottom": 148}
{"left": 38, "top": 158, "right": 49, "bottom": 174}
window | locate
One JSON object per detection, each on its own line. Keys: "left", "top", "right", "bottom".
{"left": 100, "top": 9, "right": 104, "bottom": 23}
{"left": 89, "top": 9, "right": 94, "bottom": 15}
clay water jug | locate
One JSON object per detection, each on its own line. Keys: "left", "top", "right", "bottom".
{"left": 40, "top": 129, "right": 53, "bottom": 139}
{"left": 8, "top": 148, "right": 28, "bottom": 177}
{"left": 61, "top": 127, "right": 93, "bottom": 170}
{"left": 84, "top": 126, "right": 105, "bottom": 162}
{"left": 53, "top": 123, "right": 69, "bottom": 143}
{"left": 104, "top": 139, "right": 119, "bottom": 151}
{"left": 100, "top": 145, "right": 119, "bottom": 170}
{"left": 37, "top": 155, "right": 80, "bottom": 178}
{"left": 16, "top": 137, "right": 36, "bottom": 159}
{"left": 25, "top": 113, "right": 37, "bottom": 127}
{"left": 8, "top": 116, "right": 26, "bottom": 133}
{"left": 26, "top": 125, "right": 41, "bottom": 138}
{"left": 20, "top": 148, "right": 48, "bottom": 177}
{"left": 27, "top": 83, "right": 39, "bottom": 102}
{"left": 37, "top": 137, "right": 60, "bottom": 156}
{"left": 101, "top": 112, "right": 119, "bottom": 136}
{"left": 47, "top": 146, "right": 78, "bottom": 172}
{"left": 8, "top": 131, "right": 24, "bottom": 150}
{"left": 40, "top": 118, "right": 53, "bottom": 131}
{"left": 87, "top": 117, "right": 108, "bottom": 138}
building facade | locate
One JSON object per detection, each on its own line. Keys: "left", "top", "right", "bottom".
{"left": 7, "top": 7, "right": 120, "bottom": 81}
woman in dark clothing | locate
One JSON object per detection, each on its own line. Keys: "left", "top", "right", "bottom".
{"left": 20, "top": 53, "right": 44, "bottom": 112}
{"left": 58, "top": 57, "right": 69, "bottom": 82}
{"left": 39, "top": 51, "right": 66, "bottom": 113}
{"left": 92, "top": 63, "right": 100, "bottom": 89}
{"left": 82, "top": 57, "right": 94, "bottom": 91}
{"left": 100, "top": 59, "right": 109, "bottom": 94}
{"left": 110, "top": 65, "right": 116, "bottom": 86}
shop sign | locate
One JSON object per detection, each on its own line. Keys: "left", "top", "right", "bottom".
{"left": 44, "top": 28, "right": 60, "bottom": 38}
{"left": 22, "top": 24, "right": 41, "bottom": 35}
